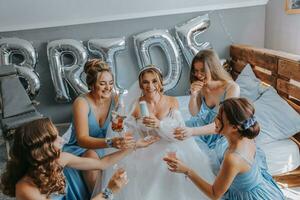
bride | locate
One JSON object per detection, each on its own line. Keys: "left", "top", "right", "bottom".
{"left": 94, "top": 65, "right": 215, "bottom": 200}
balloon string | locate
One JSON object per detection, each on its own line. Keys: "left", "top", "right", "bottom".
{"left": 216, "top": 11, "right": 235, "bottom": 44}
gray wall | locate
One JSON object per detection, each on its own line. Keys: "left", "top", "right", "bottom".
{"left": 265, "top": 0, "right": 300, "bottom": 54}
{"left": 0, "top": 0, "right": 267, "bottom": 32}
{"left": 0, "top": 6, "right": 266, "bottom": 123}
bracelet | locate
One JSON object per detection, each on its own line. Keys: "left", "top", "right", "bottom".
{"left": 184, "top": 169, "right": 191, "bottom": 179}
{"left": 105, "top": 138, "right": 114, "bottom": 148}
{"left": 102, "top": 187, "right": 114, "bottom": 200}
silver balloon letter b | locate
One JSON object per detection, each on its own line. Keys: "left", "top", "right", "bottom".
{"left": 0, "top": 38, "right": 40, "bottom": 98}
{"left": 133, "top": 29, "right": 182, "bottom": 91}
{"left": 47, "top": 39, "right": 88, "bottom": 102}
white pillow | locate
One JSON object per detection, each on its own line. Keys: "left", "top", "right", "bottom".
{"left": 254, "top": 87, "right": 300, "bottom": 144}
{"left": 236, "top": 64, "right": 268, "bottom": 102}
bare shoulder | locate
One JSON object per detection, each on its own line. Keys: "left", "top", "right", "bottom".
{"left": 73, "top": 95, "right": 88, "bottom": 107}
{"left": 72, "top": 96, "right": 89, "bottom": 112}
{"left": 16, "top": 178, "right": 42, "bottom": 200}
{"left": 223, "top": 151, "right": 243, "bottom": 171}
{"left": 225, "top": 81, "right": 240, "bottom": 98}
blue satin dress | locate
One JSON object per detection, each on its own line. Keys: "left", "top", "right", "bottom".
{"left": 185, "top": 89, "right": 228, "bottom": 149}
{"left": 212, "top": 140, "right": 285, "bottom": 200}
{"left": 50, "top": 193, "right": 66, "bottom": 200}
{"left": 62, "top": 96, "right": 115, "bottom": 200}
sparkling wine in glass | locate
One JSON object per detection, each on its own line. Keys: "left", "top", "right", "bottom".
{"left": 111, "top": 111, "right": 126, "bottom": 136}
{"left": 166, "top": 147, "right": 177, "bottom": 159}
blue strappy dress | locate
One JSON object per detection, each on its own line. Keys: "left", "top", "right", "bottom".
{"left": 62, "top": 95, "right": 115, "bottom": 200}
{"left": 185, "top": 87, "right": 230, "bottom": 149}
{"left": 50, "top": 193, "right": 66, "bottom": 200}
{"left": 213, "top": 141, "right": 285, "bottom": 200}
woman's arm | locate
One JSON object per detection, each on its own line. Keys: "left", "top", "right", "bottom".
{"left": 73, "top": 97, "right": 108, "bottom": 149}
{"left": 60, "top": 149, "right": 133, "bottom": 170}
{"left": 189, "top": 82, "right": 203, "bottom": 116}
{"left": 174, "top": 123, "right": 216, "bottom": 140}
{"left": 189, "top": 93, "right": 201, "bottom": 116}
{"left": 92, "top": 168, "right": 128, "bottom": 200}
{"left": 164, "top": 153, "right": 240, "bottom": 200}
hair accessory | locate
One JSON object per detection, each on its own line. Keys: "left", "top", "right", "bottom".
{"left": 102, "top": 187, "right": 114, "bottom": 200}
{"left": 241, "top": 116, "right": 256, "bottom": 130}
{"left": 138, "top": 65, "right": 162, "bottom": 77}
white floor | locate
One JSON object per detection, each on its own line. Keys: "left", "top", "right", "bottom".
{"left": 282, "top": 187, "right": 300, "bottom": 200}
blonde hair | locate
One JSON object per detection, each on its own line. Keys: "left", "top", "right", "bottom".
{"left": 190, "top": 49, "right": 232, "bottom": 83}
{"left": 84, "top": 59, "right": 113, "bottom": 90}
{"left": 138, "top": 65, "right": 164, "bottom": 93}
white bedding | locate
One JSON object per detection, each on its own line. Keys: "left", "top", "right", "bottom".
{"left": 261, "top": 139, "right": 300, "bottom": 176}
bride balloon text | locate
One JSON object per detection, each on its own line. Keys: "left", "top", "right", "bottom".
{"left": 0, "top": 14, "right": 211, "bottom": 102}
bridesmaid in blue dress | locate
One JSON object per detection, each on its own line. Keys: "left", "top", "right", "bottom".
{"left": 0, "top": 118, "right": 141, "bottom": 200}
{"left": 177, "top": 49, "right": 240, "bottom": 149}
{"left": 63, "top": 59, "right": 127, "bottom": 199}
{"left": 165, "top": 98, "right": 284, "bottom": 200}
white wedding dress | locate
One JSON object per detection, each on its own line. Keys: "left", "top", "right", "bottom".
{"left": 92, "top": 81, "right": 215, "bottom": 200}
{"left": 93, "top": 110, "right": 215, "bottom": 200}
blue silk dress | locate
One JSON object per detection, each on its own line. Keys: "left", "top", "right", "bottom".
{"left": 62, "top": 96, "right": 115, "bottom": 200}
{"left": 185, "top": 89, "right": 227, "bottom": 149}
{"left": 212, "top": 139, "right": 285, "bottom": 200}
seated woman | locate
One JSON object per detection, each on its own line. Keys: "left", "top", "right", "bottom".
{"left": 177, "top": 49, "right": 239, "bottom": 149}
{"left": 63, "top": 59, "right": 127, "bottom": 197}
{"left": 164, "top": 98, "right": 284, "bottom": 200}
{"left": 99, "top": 65, "right": 215, "bottom": 200}
{"left": 0, "top": 118, "right": 157, "bottom": 200}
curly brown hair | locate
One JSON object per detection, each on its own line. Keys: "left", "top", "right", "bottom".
{"left": 0, "top": 118, "right": 66, "bottom": 197}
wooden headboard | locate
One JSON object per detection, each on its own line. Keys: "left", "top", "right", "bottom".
{"left": 229, "top": 44, "right": 300, "bottom": 146}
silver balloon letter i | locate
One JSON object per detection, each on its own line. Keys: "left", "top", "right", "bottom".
{"left": 88, "top": 37, "right": 127, "bottom": 94}
{"left": 133, "top": 29, "right": 182, "bottom": 91}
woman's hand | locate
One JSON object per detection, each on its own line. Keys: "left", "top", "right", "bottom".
{"left": 163, "top": 157, "right": 190, "bottom": 175}
{"left": 107, "top": 168, "right": 128, "bottom": 194}
{"left": 143, "top": 116, "right": 160, "bottom": 128}
{"left": 112, "top": 134, "right": 136, "bottom": 149}
{"left": 123, "top": 132, "right": 136, "bottom": 149}
{"left": 190, "top": 81, "right": 204, "bottom": 97}
{"left": 174, "top": 127, "right": 193, "bottom": 141}
{"left": 135, "top": 136, "right": 160, "bottom": 148}
{"left": 112, "top": 137, "right": 124, "bottom": 149}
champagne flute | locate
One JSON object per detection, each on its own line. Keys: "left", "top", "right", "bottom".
{"left": 111, "top": 111, "right": 125, "bottom": 137}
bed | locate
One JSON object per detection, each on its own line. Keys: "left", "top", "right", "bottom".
{"left": 229, "top": 44, "right": 300, "bottom": 188}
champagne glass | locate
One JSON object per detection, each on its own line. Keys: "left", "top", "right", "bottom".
{"left": 111, "top": 111, "right": 126, "bottom": 137}
{"left": 165, "top": 146, "right": 177, "bottom": 159}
